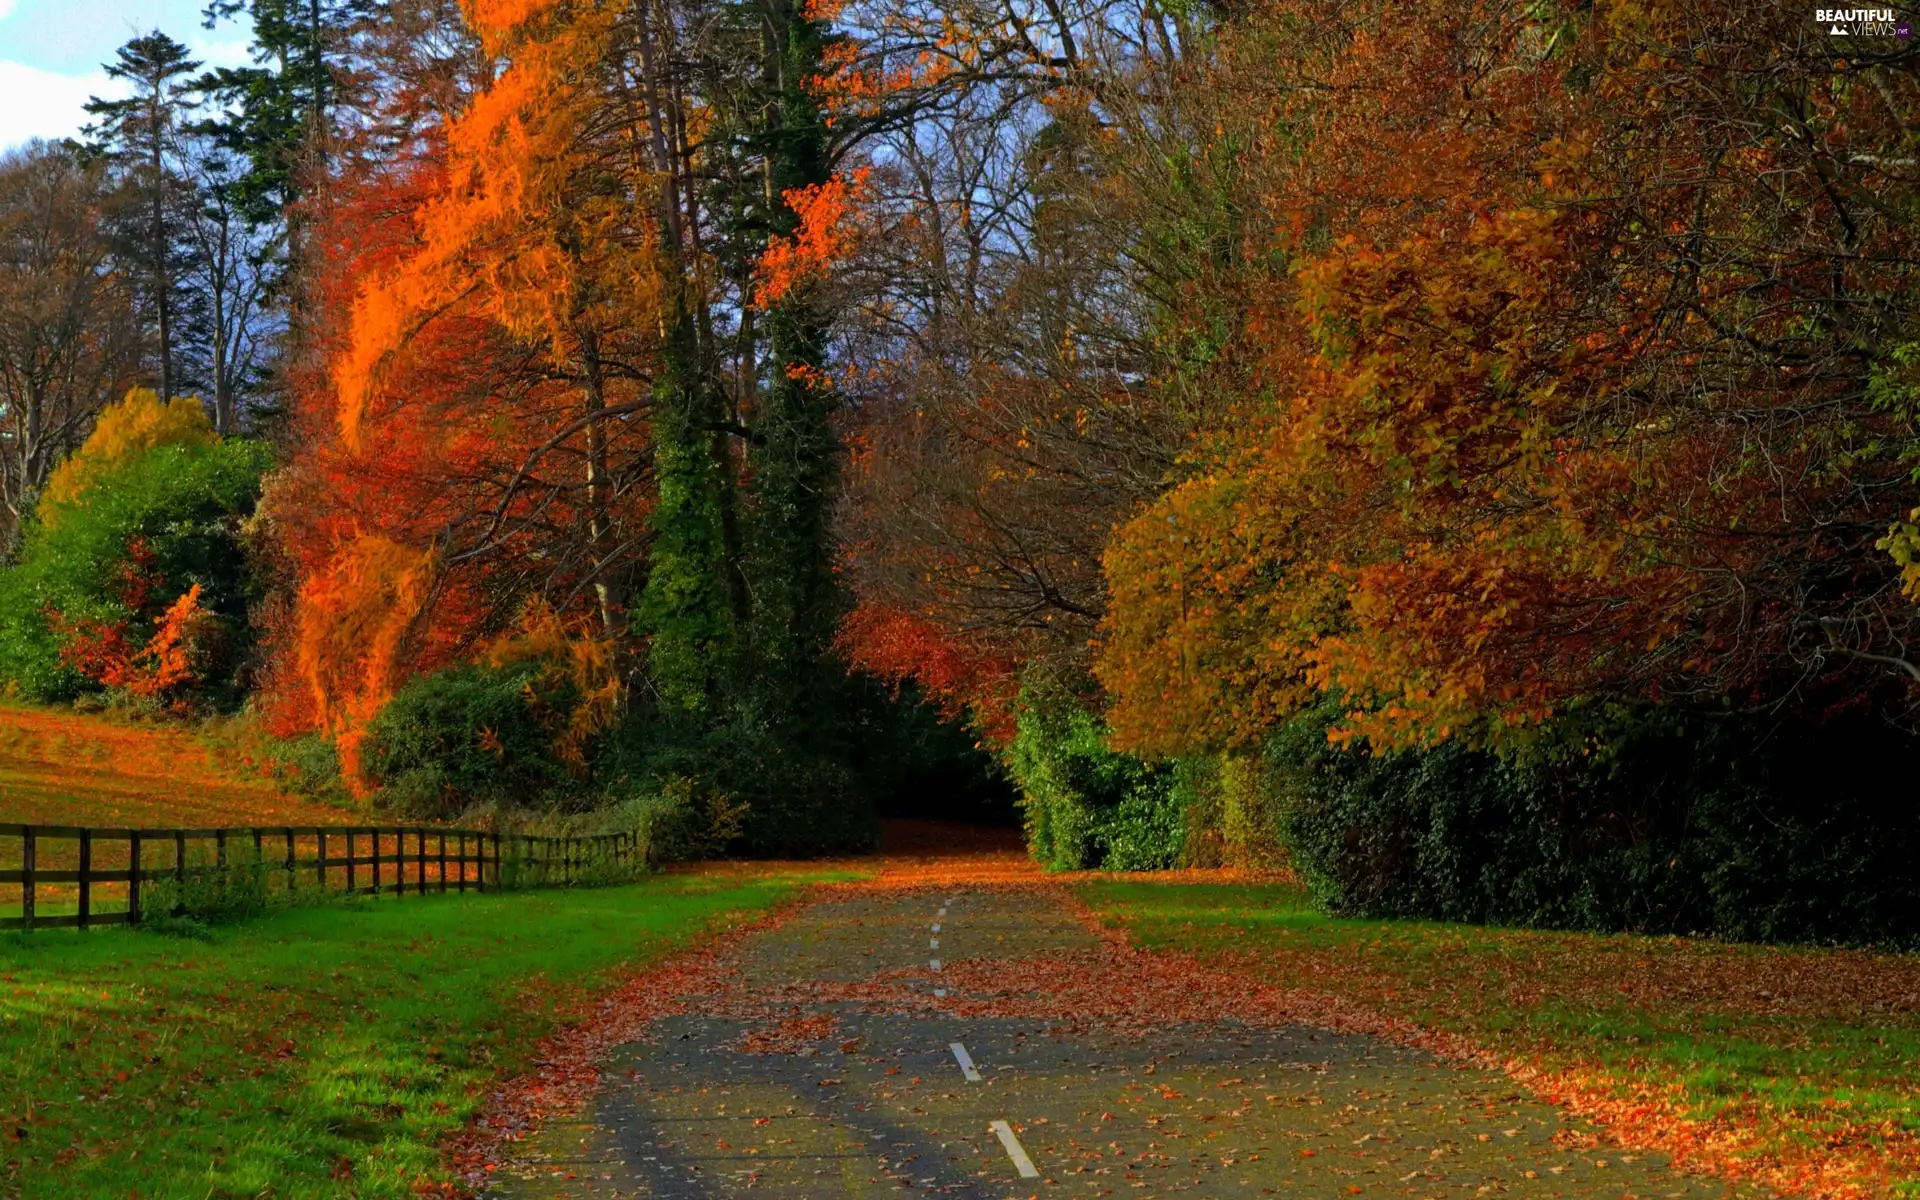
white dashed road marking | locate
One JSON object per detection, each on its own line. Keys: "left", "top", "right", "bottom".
{"left": 949, "top": 1042, "right": 982, "bottom": 1082}
{"left": 929, "top": 957, "right": 942, "bottom": 971}
{"left": 990, "top": 1120, "right": 1040, "bottom": 1178}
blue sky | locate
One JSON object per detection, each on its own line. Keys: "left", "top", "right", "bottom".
{"left": 0, "top": 0, "right": 255, "bottom": 152}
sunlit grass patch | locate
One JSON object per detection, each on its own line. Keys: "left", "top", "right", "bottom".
{"left": 0, "top": 702, "right": 347, "bottom": 830}
{"left": 1080, "top": 879, "right": 1920, "bottom": 1200}
{"left": 0, "top": 871, "right": 814, "bottom": 1198}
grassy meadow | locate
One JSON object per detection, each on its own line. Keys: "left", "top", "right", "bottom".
{"left": 0, "top": 703, "right": 355, "bottom": 922}
{"left": 0, "top": 703, "right": 346, "bottom": 829}
{"left": 0, "top": 874, "right": 815, "bottom": 1199}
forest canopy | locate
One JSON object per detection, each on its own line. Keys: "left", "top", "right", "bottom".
{"left": 2, "top": 0, "right": 1917, "bottom": 941}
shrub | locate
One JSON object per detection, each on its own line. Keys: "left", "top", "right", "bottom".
{"left": 359, "top": 662, "right": 569, "bottom": 816}
{"left": 0, "top": 391, "right": 269, "bottom": 707}
{"left": 263, "top": 732, "right": 347, "bottom": 799}
{"left": 1272, "top": 702, "right": 1920, "bottom": 948}
{"left": 607, "top": 694, "right": 879, "bottom": 858}
{"left": 1006, "top": 673, "right": 1183, "bottom": 871}
{"left": 360, "top": 659, "right": 942, "bottom": 856}
{"left": 628, "top": 775, "right": 750, "bottom": 864}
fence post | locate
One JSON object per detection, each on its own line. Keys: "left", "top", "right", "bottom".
{"left": 216, "top": 828, "right": 228, "bottom": 870}
{"left": 317, "top": 829, "right": 328, "bottom": 894}
{"left": 173, "top": 830, "right": 186, "bottom": 916}
{"left": 438, "top": 831, "right": 448, "bottom": 894}
{"left": 455, "top": 833, "right": 466, "bottom": 893}
{"left": 346, "top": 830, "right": 356, "bottom": 894}
{"left": 21, "top": 826, "right": 34, "bottom": 933}
{"left": 418, "top": 829, "right": 428, "bottom": 896}
{"left": 371, "top": 828, "right": 382, "bottom": 896}
{"left": 128, "top": 831, "right": 142, "bottom": 925}
{"left": 284, "top": 828, "right": 296, "bottom": 896}
{"left": 77, "top": 829, "right": 91, "bottom": 930}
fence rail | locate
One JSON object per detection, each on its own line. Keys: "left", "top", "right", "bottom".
{"left": 0, "top": 823, "right": 639, "bottom": 931}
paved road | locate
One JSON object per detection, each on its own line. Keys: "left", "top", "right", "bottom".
{"left": 490, "top": 885, "right": 1769, "bottom": 1199}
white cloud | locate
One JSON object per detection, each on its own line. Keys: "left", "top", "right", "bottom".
{"left": 0, "top": 60, "right": 117, "bottom": 153}
{"left": 195, "top": 36, "right": 255, "bottom": 71}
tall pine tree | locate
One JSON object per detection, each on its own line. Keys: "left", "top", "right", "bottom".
{"left": 83, "top": 32, "right": 201, "bottom": 404}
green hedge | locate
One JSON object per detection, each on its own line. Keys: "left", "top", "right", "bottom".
{"left": 362, "top": 667, "right": 949, "bottom": 857}
{"left": 1006, "top": 674, "right": 1184, "bottom": 871}
{"left": 1271, "top": 704, "right": 1920, "bottom": 948}
{"left": 360, "top": 661, "right": 572, "bottom": 816}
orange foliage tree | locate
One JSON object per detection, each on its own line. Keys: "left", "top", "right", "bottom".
{"left": 264, "top": 0, "right": 667, "bottom": 772}
{"left": 1097, "top": 0, "right": 1920, "bottom": 755}
{"left": 55, "top": 583, "right": 218, "bottom": 705}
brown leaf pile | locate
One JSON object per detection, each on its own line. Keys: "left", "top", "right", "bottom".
{"left": 1058, "top": 895, "right": 1920, "bottom": 1200}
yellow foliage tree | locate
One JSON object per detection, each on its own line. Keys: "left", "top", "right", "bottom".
{"left": 40, "top": 388, "right": 216, "bottom": 521}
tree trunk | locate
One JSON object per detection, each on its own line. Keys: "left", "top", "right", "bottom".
{"left": 149, "top": 94, "right": 172, "bottom": 404}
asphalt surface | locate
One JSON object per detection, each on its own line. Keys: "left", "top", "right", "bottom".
{"left": 489, "top": 886, "right": 1770, "bottom": 1199}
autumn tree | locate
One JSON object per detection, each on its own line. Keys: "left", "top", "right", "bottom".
{"left": 263, "top": 0, "right": 661, "bottom": 774}
{"left": 1096, "top": 0, "right": 1920, "bottom": 755}
{"left": 0, "top": 143, "right": 145, "bottom": 553}
{"left": 829, "top": 0, "right": 1250, "bottom": 730}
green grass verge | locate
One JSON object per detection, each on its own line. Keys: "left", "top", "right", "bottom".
{"left": 0, "top": 873, "right": 825, "bottom": 1198}
{"left": 1079, "top": 880, "right": 1920, "bottom": 1198}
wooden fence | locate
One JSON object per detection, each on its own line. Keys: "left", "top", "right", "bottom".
{"left": 0, "top": 823, "right": 640, "bottom": 931}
